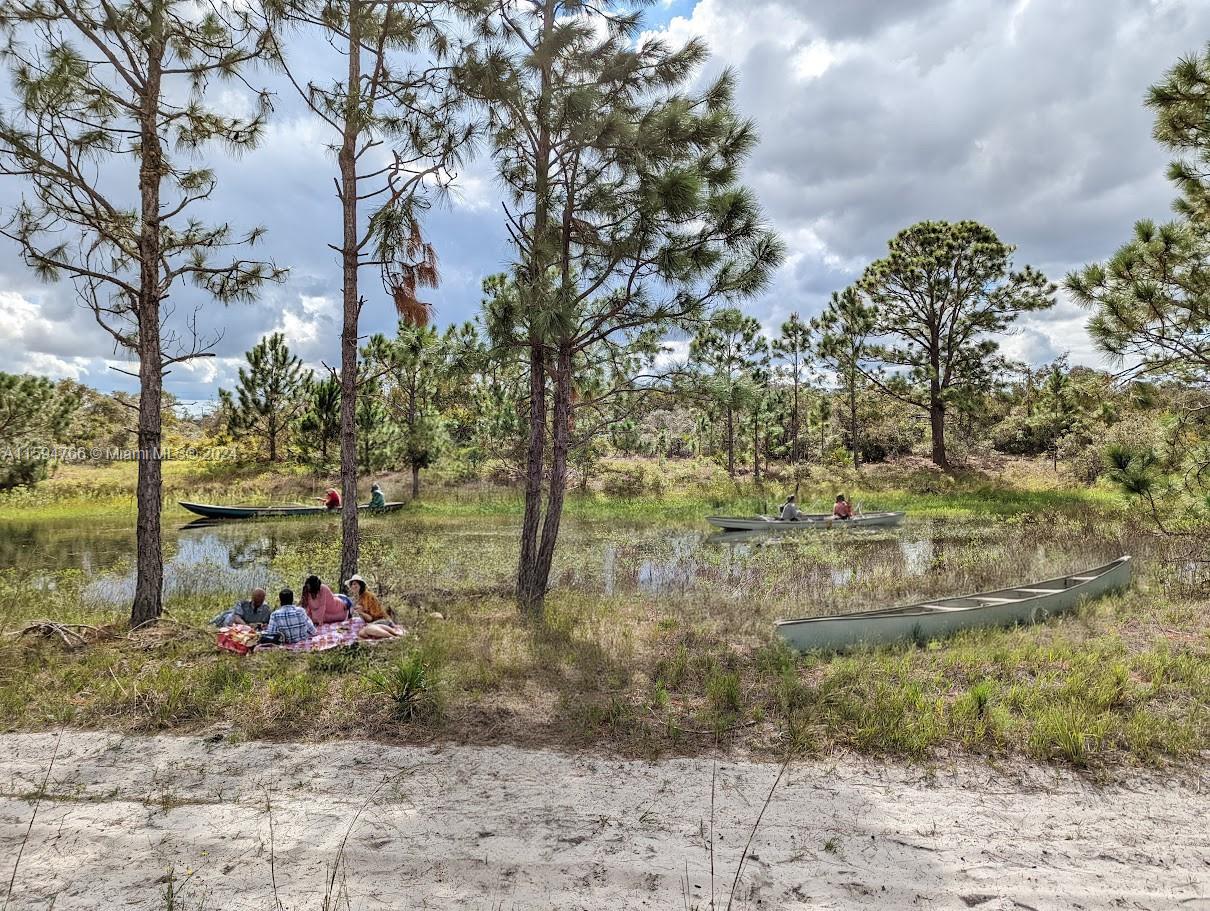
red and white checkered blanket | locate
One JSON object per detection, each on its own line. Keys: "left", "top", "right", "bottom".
{"left": 218, "top": 618, "right": 396, "bottom": 654}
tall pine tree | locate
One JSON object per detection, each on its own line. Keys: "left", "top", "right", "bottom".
{"left": 461, "top": 1, "right": 782, "bottom": 614}
{"left": 0, "top": 0, "right": 284, "bottom": 626}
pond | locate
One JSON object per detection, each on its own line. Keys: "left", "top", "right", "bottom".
{"left": 0, "top": 509, "right": 1149, "bottom": 618}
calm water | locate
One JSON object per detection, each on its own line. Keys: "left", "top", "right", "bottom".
{"left": 0, "top": 510, "right": 1141, "bottom": 612}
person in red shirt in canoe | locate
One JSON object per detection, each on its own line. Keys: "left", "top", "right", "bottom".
{"left": 317, "top": 487, "right": 341, "bottom": 510}
{"left": 833, "top": 494, "right": 853, "bottom": 519}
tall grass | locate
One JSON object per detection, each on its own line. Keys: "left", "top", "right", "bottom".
{"left": 0, "top": 473, "right": 1203, "bottom": 769}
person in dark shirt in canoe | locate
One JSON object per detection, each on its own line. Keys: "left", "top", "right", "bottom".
{"left": 368, "top": 482, "right": 387, "bottom": 509}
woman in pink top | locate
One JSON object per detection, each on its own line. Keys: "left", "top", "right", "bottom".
{"left": 301, "top": 575, "right": 348, "bottom": 625}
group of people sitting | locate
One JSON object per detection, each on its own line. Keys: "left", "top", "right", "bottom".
{"left": 777, "top": 493, "right": 854, "bottom": 521}
{"left": 316, "top": 482, "right": 387, "bottom": 511}
{"left": 212, "top": 572, "right": 404, "bottom": 645}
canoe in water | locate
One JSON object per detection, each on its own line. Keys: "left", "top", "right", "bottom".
{"left": 706, "top": 512, "right": 904, "bottom": 532}
{"left": 776, "top": 556, "right": 1132, "bottom": 653}
{"left": 179, "top": 501, "right": 405, "bottom": 520}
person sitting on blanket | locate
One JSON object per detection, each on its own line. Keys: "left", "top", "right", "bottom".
{"left": 301, "top": 575, "right": 349, "bottom": 625}
{"left": 345, "top": 574, "right": 405, "bottom": 639}
{"left": 259, "top": 589, "right": 316, "bottom": 645}
{"left": 210, "top": 587, "right": 272, "bottom": 628}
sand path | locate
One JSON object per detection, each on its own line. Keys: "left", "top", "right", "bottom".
{"left": 0, "top": 732, "right": 1206, "bottom": 910}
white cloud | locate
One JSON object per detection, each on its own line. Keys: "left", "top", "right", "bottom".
{"left": 642, "top": 0, "right": 1210, "bottom": 366}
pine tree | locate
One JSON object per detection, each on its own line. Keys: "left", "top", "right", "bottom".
{"left": 813, "top": 287, "right": 876, "bottom": 470}
{"left": 298, "top": 375, "right": 342, "bottom": 466}
{"left": 0, "top": 0, "right": 284, "bottom": 626}
{"left": 690, "top": 308, "right": 769, "bottom": 478}
{"left": 1067, "top": 46, "right": 1210, "bottom": 533}
{"left": 858, "top": 221, "right": 1055, "bottom": 470}
{"left": 772, "top": 312, "right": 812, "bottom": 490}
{"left": 363, "top": 323, "right": 453, "bottom": 498}
{"left": 219, "top": 334, "right": 306, "bottom": 462}
{"left": 461, "top": 3, "right": 782, "bottom": 614}
{"left": 0, "top": 373, "right": 79, "bottom": 488}
{"left": 264, "top": 0, "right": 482, "bottom": 582}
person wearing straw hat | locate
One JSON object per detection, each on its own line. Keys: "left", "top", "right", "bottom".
{"left": 346, "top": 574, "right": 405, "bottom": 639}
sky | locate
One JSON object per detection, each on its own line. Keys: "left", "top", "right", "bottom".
{"left": 0, "top": 0, "right": 1207, "bottom": 405}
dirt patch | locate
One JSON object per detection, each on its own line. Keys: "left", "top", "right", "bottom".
{"left": 1, "top": 732, "right": 1207, "bottom": 910}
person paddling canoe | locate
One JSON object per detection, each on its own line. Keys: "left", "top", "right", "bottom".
{"left": 778, "top": 495, "right": 800, "bottom": 521}
{"left": 317, "top": 487, "right": 341, "bottom": 510}
{"left": 833, "top": 494, "right": 852, "bottom": 519}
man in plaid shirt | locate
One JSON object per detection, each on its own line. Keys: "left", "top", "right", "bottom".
{"left": 261, "top": 589, "right": 316, "bottom": 644}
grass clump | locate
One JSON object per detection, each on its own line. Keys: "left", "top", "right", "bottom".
{"left": 363, "top": 652, "right": 440, "bottom": 722}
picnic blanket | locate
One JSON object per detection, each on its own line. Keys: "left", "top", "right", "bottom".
{"left": 217, "top": 618, "right": 397, "bottom": 655}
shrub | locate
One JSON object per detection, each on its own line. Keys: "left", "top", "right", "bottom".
{"left": 363, "top": 652, "right": 439, "bottom": 721}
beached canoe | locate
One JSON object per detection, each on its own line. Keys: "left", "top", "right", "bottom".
{"left": 179, "top": 501, "right": 405, "bottom": 520}
{"left": 776, "top": 556, "right": 1132, "bottom": 653}
{"left": 707, "top": 511, "right": 904, "bottom": 532}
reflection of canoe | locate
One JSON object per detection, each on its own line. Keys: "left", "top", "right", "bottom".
{"left": 707, "top": 512, "right": 904, "bottom": 532}
{"left": 776, "top": 556, "right": 1132, "bottom": 653}
{"left": 179, "top": 501, "right": 405, "bottom": 520}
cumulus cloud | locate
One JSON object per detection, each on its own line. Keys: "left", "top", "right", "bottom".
{"left": 0, "top": 0, "right": 1206, "bottom": 399}
{"left": 650, "top": 0, "right": 1210, "bottom": 365}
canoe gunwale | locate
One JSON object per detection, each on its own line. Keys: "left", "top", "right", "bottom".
{"left": 775, "top": 556, "right": 1133, "bottom": 652}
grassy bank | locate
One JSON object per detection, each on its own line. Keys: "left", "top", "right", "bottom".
{"left": 0, "top": 477, "right": 1204, "bottom": 772}
{"left": 0, "top": 454, "right": 1127, "bottom": 522}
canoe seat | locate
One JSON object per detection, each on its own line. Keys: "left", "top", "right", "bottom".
{"left": 974, "top": 596, "right": 1020, "bottom": 603}
{"left": 1015, "top": 588, "right": 1061, "bottom": 594}
{"left": 922, "top": 604, "right": 966, "bottom": 611}
{"left": 1069, "top": 576, "right": 1097, "bottom": 581}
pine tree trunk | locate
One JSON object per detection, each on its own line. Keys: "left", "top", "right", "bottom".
{"left": 791, "top": 369, "right": 799, "bottom": 496}
{"left": 412, "top": 464, "right": 420, "bottom": 499}
{"left": 516, "top": 0, "right": 556, "bottom": 617}
{"left": 532, "top": 345, "right": 571, "bottom": 598}
{"left": 130, "top": 13, "right": 165, "bottom": 629}
{"left": 726, "top": 404, "right": 735, "bottom": 477}
{"left": 752, "top": 411, "right": 760, "bottom": 483}
{"left": 929, "top": 383, "right": 948, "bottom": 470}
{"left": 337, "top": 8, "right": 362, "bottom": 588}
{"left": 849, "top": 372, "right": 860, "bottom": 471}
{"left": 517, "top": 340, "right": 546, "bottom": 613}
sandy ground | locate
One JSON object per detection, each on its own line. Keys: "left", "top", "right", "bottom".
{"left": 0, "top": 732, "right": 1206, "bottom": 911}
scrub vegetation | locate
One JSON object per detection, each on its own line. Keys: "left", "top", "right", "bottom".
{"left": 0, "top": 468, "right": 1205, "bottom": 772}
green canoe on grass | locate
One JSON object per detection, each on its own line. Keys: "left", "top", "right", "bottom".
{"left": 776, "top": 556, "right": 1132, "bottom": 653}
{"left": 179, "top": 501, "right": 405, "bottom": 520}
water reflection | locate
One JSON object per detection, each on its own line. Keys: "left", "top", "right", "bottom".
{"left": 0, "top": 512, "right": 1140, "bottom": 614}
